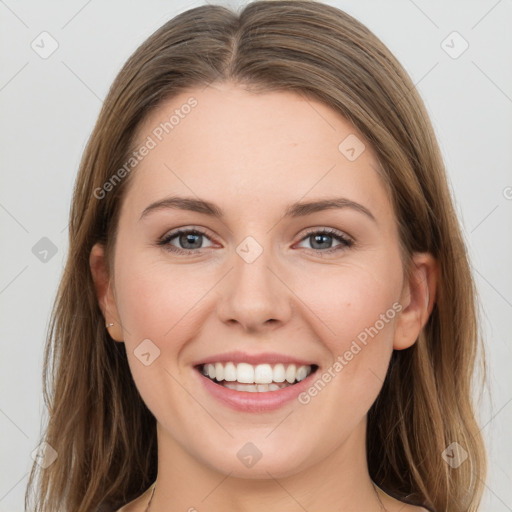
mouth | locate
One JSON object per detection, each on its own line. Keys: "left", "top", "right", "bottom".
{"left": 195, "top": 362, "right": 319, "bottom": 393}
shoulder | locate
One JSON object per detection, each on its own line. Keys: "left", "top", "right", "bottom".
{"left": 114, "top": 503, "right": 139, "bottom": 512}
{"left": 114, "top": 505, "right": 134, "bottom": 512}
{"left": 113, "top": 500, "right": 135, "bottom": 512}
{"left": 384, "top": 498, "right": 432, "bottom": 512}
{"left": 113, "top": 493, "right": 148, "bottom": 512}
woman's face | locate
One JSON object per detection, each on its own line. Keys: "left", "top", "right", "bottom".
{"left": 93, "top": 82, "right": 427, "bottom": 478}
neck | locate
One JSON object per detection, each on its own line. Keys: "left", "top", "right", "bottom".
{"left": 148, "top": 418, "right": 384, "bottom": 512}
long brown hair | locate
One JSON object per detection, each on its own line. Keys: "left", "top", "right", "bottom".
{"left": 25, "top": 1, "right": 487, "bottom": 510}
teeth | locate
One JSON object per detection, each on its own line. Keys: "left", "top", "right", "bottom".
{"left": 254, "top": 363, "right": 273, "bottom": 384}
{"left": 224, "top": 362, "right": 237, "bottom": 382}
{"left": 237, "top": 362, "right": 254, "bottom": 383}
{"left": 223, "top": 382, "right": 289, "bottom": 392}
{"left": 285, "top": 364, "right": 296, "bottom": 384}
{"left": 273, "top": 363, "right": 286, "bottom": 382}
{"left": 296, "top": 365, "right": 308, "bottom": 382}
{"left": 200, "top": 361, "right": 313, "bottom": 385}
{"left": 215, "top": 362, "right": 224, "bottom": 381}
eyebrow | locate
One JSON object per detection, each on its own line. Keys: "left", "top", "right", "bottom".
{"left": 139, "top": 196, "right": 376, "bottom": 223}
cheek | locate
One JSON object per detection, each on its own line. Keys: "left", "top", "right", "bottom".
{"left": 302, "top": 260, "right": 402, "bottom": 345}
{"left": 111, "top": 252, "right": 219, "bottom": 419}
{"left": 297, "top": 261, "right": 402, "bottom": 405}
{"left": 113, "top": 253, "right": 217, "bottom": 345}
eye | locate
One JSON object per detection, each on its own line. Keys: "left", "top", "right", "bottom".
{"left": 295, "top": 227, "right": 354, "bottom": 255}
{"left": 157, "top": 226, "right": 354, "bottom": 256}
{"left": 157, "top": 227, "right": 214, "bottom": 255}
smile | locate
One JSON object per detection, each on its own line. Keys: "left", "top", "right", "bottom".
{"left": 198, "top": 362, "right": 317, "bottom": 392}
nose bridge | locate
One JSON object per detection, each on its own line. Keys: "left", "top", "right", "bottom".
{"left": 216, "top": 234, "right": 292, "bottom": 330}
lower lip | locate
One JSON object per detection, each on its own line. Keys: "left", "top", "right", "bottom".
{"left": 195, "top": 367, "right": 318, "bottom": 413}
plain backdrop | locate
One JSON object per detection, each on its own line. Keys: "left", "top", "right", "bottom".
{"left": 1, "top": 0, "right": 511, "bottom": 510}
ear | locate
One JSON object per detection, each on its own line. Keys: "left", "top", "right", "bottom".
{"left": 89, "top": 242, "right": 124, "bottom": 342}
{"left": 393, "top": 252, "right": 438, "bottom": 350}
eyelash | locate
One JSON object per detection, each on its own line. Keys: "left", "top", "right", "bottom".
{"left": 157, "top": 226, "right": 354, "bottom": 256}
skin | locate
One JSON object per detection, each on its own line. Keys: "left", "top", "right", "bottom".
{"left": 90, "top": 82, "right": 436, "bottom": 512}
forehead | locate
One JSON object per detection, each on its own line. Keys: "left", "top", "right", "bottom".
{"left": 123, "top": 82, "right": 391, "bottom": 221}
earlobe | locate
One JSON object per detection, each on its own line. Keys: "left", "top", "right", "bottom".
{"left": 393, "top": 253, "right": 437, "bottom": 350}
{"left": 89, "top": 243, "right": 124, "bottom": 342}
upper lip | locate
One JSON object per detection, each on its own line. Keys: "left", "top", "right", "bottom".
{"left": 192, "top": 350, "right": 317, "bottom": 368}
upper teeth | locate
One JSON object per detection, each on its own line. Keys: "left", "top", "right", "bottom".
{"left": 201, "top": 362, "right": 312, "bottom": 384}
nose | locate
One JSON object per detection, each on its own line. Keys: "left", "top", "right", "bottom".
{"left": 216, "top": 244, "right": 293, "bottom": 333}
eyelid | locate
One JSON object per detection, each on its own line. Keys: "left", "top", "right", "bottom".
{"left": 298, "top": 226, "right": 354, "bottom": 243}
{"left": 159, "top": 225, "right": 214, "bottom": 240}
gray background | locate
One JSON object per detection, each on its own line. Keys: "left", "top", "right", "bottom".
{"left": 1, "top": 0, "right": 511, "bottom": 510}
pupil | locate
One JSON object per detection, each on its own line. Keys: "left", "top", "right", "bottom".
{"left": 180, "top": 232, "right": 202, "bottom": 249}
{"left": 311, "top": 233, "right": 331, "bottom": 249}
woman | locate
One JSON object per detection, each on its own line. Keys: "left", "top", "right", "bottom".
{"left": 25, "top": 1, "right": 486, "bottom": 511}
